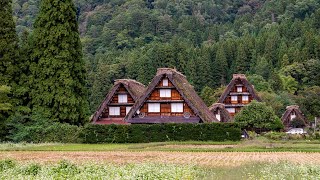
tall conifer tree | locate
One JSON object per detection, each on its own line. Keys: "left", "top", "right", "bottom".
{"left": 31, "top": 0, "right": 88, "bottom": 125}
{"left": 0, "top": 0, "right": 19, "bottom": 86}
{"left": 233, "top": 43, "right": 249, "bottom": 74}
{"left": 214, "top": 46, "right": 228, "bottom": 86}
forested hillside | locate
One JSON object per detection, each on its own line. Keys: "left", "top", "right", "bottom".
{"left": 12, "top": 0, "right": 320, "bottom": 119}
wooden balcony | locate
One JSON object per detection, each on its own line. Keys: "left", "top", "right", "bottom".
{"left": 242, "top": 100, "right": 249, "bottom": 104}
{"left": 231, "top": 100, "right": 238, "bottom": 104}
{"left": 155, "top": 86, "right": 176, "bottom": 89}
{"left": 146, "top": 100, "right": 184, "bottom": 103}
{"left": 109, "top": 103, "right": 135, "bottom": 106}
{"left": 224, "top": 104, "right": 246, "bottom": 107}
{"left": 229, "top": 92, "right": 250, "bottom": 95}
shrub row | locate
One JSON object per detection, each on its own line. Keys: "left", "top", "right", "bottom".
{"left": 9, "top": 122, "right": 82, "bottom": 143}
{"left": 79, "top": 123, "right": 241, "bottom": 143}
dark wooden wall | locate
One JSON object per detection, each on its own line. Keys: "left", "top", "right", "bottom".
{"left": 139, "top": 78, "right": 195, "bottom": 117}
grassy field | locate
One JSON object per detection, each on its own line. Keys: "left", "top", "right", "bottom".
{"left": 0, "top": 137, "right": 319, "bottom": 152}
{"left": 1, "top": 139, "right": 320, "bottom": 179}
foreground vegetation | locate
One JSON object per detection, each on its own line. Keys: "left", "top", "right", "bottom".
{"left": 0, "top": 160, "right": 319, "bottom": 179}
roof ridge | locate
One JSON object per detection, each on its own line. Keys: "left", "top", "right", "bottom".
{"left": 115, "top": 79, "right": 145, "bottom": 87}
{"left": 156, "top": 68, "right": 186, "bottom": 77}
{"left": 286, "top": 105, "right": 300, "bottom": 109}
{"left": 232, "top": 74, "right": 247, "bottom": 79}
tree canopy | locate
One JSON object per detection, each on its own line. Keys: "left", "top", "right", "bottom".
{"left": 234, "top": 101, "right": 284, "bottom": 132}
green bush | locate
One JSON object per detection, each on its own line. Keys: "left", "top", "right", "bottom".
{"left": 288, "top": 134, "right": 306, "bottom": 140}
{"left": 234, "top": 101, "right": 284, "bottom": 132}
{"left": 7, "top": 109, "right": 82, "bottom": 143}
{"left": 263, "top": 131, "right": 287, "bottom": 140}
{"left": 79, "top": 123, "right": 241, "bottom": 143}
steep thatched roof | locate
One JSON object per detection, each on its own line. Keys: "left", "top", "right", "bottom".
{"left": 209, "top": 103, "right": 232, "bottom": 122}
{"left": 91, "top": 79, "right": 146, "bottom": 123}
{"left": 125, "top": 68, "right": 219, "bottom": 123}
{"left": 218, "top": 74, "right": 261, "bottom": 103}
{"left": 281, "top": 105, "right": 307, "bottom": 125}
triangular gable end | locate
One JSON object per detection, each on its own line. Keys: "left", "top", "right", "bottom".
{"left": 125, "top": 68, "right": 218, "bottom": 123}
{"left": 91, "top": 80, "right": 144, "bottom": 124}
{"left": 125, "top": 74, "right": 201, "bottom": 123}
{"left": 217, "top": 74, "right": 261, "bottom": 116}
{"left": 281, "top": 105, "right": 308, "bottom": 129}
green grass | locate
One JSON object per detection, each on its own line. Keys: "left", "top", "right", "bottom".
{"left": 0, "top": 138, "right": 320, "bottom": 152}
{"left": 1, "top": 160, "right": 319, "bottom": 179}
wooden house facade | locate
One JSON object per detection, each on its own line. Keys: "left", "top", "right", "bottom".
{"left": 217, "top": 74, "right": 261, "bottom": 117}
{"left": 125, "top": 68, "right": 218, "bottom": 123}
{"left": 209, "top": 103, "right": 232, "bottom": 122}
{"left": 91, "top": 79, "right": 145, "bottom": 124}
{"left": 281, "top": 105, "right": 308, "bottom": 129}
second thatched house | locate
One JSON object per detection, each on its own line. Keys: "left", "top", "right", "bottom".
{"left": 125, "top": 68, "right": 219, "bottom": 123}
{"left": 216, "top": 74, "right": 261, "bottom": 117}
{"left": 91, "top": 79, "right": 146, "bottom": 124}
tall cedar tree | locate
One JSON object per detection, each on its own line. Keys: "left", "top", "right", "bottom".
{"left": 31, "top": 0, "right": 88, "bottom": 125}
{"left": 0, "top": 0, "right": 22, "bottom": 141}
{"left": 0, "top": 0, "right": 19, "bottom": 86}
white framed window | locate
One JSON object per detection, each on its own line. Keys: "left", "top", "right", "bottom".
{"left": 148, "top": 103, "right": 160, "bottom": 112}
{"left": 109, "top": 107, "right": 120, "bottom": 115}
{"left": 231, "top": 96, "right": 238, "bottom": 101}
{"left": 226, "top": 108, "right": 235, "bottom": 113}
{"left": 163, "top": 78, "right": 169, "bottom": 86}
{"left": 126, "top": 106, "right": 132, "bottom": 115}
{"left": 171, "top": 103, "right": 183, "bottom": 112}
{"left": 242, "top": 95, "right": 249, "bottom": 101}
{"left": 216, "top": 114, "right": 221, "bottom": 121}
{"left": 290, "top": 112, "right": 296, "bottom": 120}
{"left": 237, "top": 87, "right": 242, "bottom": 92}
{"left": 160, "top": 89, "right": 171, "bottom": 97}
{"left": 118, "top": 94, "right": 128, "bottom": 103}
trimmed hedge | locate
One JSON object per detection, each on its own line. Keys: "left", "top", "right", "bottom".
{"left": 79, "top": 123, "right": 241, "bottom": 143}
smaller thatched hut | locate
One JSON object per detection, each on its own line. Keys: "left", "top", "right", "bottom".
{"left": 209, "top": 103, "right": 232, "bottom": 122}
{"left": 281, "top": 105, "right": 308, "bottom": 129}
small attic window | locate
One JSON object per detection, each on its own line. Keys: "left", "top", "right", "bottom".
{"left": 118, "top": 94, "right": 128, "bottom": 103}
{"left": 237, "top": 87, "right": 242, "bottom": 92}
{"left": 163, "top": 78, "right": 169, "bottom": 86}
{"left": 290, "top": 111, "right": 296, "bottom": 120}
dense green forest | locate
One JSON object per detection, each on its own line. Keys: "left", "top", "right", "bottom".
{"left": 1, "top": 0, "right": 320, "bottom": 141}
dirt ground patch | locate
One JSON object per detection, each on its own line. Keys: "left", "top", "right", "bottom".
{"left": 1, "top": 151, "right": 320, "bottom": 167}
{"left": 162, "top": 144, "right": 236, "bottom": 149}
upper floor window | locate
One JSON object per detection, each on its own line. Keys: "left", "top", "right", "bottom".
{"left": 109, "top": 107, "right": 120, "bottom": 116}
{"left": 160, "top": 89, "right": 171, "bottom": 97}
{"left": 126, "top": 106, "right": 132, "bottom": 115}
{"left": 231, "top": 95, "right": 238, "bottom": 101}
{"left": 148, "top": 103, "right": 160, "bottom": 112}
{"left": 237, "top": 87, "right": 242, "bottom": 92}
{"left": 226, "top": 108, "right": 235, "bottom": 113}
{"left": 216, "top": 110, "right": 221, "bottom": 121}
{"left": 118, "top": 94, "right": 128, "bottom": 103}
{"left": 242, "top": 95, "right": 249, "bottom": 101}
{"left": 171, "top": 103, "right": 183, "bottom": 112}
{"left": 163, "top": 78, "right": 169, "bottom": 86}
{"left": 290, "top": 111, "right": 296, "bottom": 120}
